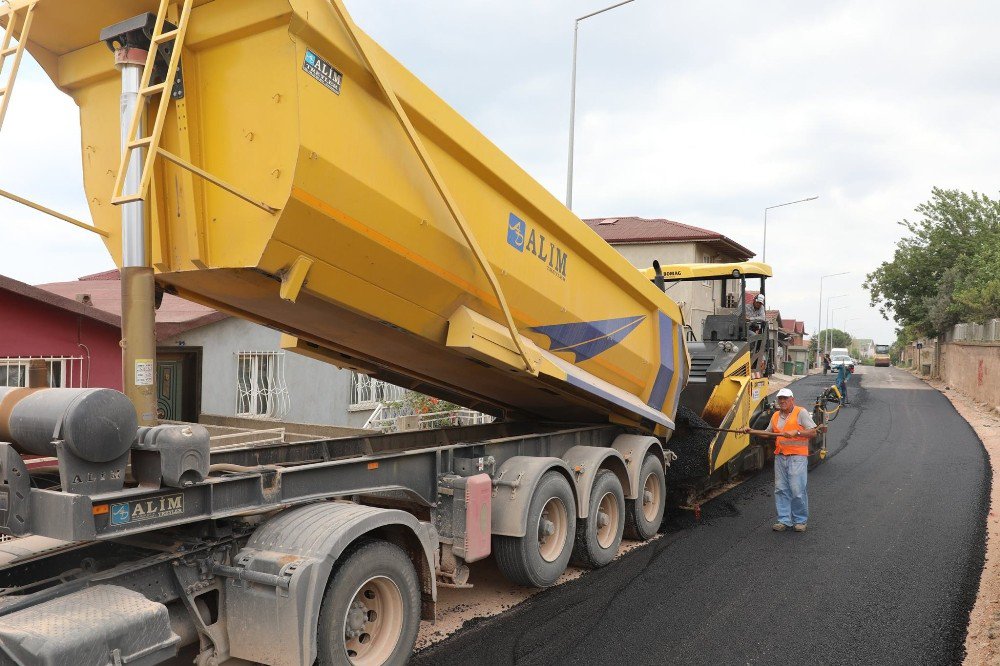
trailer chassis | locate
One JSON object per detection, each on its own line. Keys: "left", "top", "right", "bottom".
{"left": 0, "top": 420, "right": 669, "bottom": 665}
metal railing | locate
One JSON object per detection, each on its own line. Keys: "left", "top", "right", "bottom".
{"left": 0, "top": 356, "right": 86, "bottom": 388}
{"left": 367, "top": 408, "right": 494, "bottom": 434}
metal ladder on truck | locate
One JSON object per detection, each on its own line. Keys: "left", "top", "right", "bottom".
{"left": 0, "top": 0, "right": 38, "bottom": 136}
{"left": 110, "top": 0, "right": 275, "bottom": 214}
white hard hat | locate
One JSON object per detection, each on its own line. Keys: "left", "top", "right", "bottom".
{"left": 776, "top": 388, "right": 794, "bottom": 398}
{"left": 754, "top": 294, "right": 765, "bottom": 304}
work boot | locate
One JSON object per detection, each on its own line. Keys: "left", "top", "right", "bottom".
{"left": 772, "top": 522, "right": 789, "bottom": 532}
{"left": 794, "top": 524, "right": 807, "bottom": 533}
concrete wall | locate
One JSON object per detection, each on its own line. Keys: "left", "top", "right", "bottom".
{"left": 901, "top": 341, "right": 938, "bottom": 376}
{"left": 939, "top": 342, "right": 1000, "bottom": 411}
{"left": 164, "top": 318, "right": 363, "bottom": 427}
{"left": 612, "top": 241, "right": 696, "bottom": 268}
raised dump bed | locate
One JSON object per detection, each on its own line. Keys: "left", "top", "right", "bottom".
{"left": 11, "top": 0, "right": 687, "bottom": 433}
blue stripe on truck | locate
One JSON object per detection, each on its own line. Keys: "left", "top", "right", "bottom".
{"left": 647, "top": 312, "right": 676, "bottom": 410}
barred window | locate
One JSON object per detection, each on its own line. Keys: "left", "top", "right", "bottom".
{"left": 236, "top": 351, "right": 290, "bottom": 420}
{"left": 0, "top": 357, "right": 83, "bottom": 388}
{"left": 349, "top": 372, "right": 406, "bottom": 411}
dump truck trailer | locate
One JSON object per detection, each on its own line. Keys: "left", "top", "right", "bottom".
{"left": 0, "top": 1, "right": 789, "bottom": 664}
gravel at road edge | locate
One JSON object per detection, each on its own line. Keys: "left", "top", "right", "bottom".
{"left": 925, "top": 377, "right": 1000, "bottom": 666}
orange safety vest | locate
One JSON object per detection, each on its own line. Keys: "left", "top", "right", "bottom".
{"left": 771, "top": 406, "right": 810, "bottom": 456}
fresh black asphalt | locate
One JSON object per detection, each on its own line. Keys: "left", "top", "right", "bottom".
{"left": 414, "top": 367, "right": 990, "bottom": 666}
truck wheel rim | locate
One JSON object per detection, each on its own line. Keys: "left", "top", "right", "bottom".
{"left": 537, "top": 497, "right": 568, "bottom": 562}
{"left": 642, "top": 472, "right": 661, "bottom": 523}
{"left": 343, "top": 575, "right": 404, "bottom": 665}
{"left": 596, "top": 491, "right": 620, "bottom": 549}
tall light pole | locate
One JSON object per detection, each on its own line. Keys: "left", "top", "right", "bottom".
{"left": 827, "top": 296, "right": 848, "bottom": 353}
{"left": 816, "top": 271, "right": 848, "bottom": 365}
{"left": 762, "top": 196, "right": 818, "bottom": 263}
{"left": 844, "top": 317, "right": 864, "bottom": 359}
{"left": 831, "top": 306, "right": 849, "bottom": 351}
{"left": 566, "top": 0, "right": 637, "bottom": 210}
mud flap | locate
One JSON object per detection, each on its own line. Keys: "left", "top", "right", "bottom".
{"left": 225, "top": 502, "right": 437, "bottom": 666}
{"left": 0, "top": 443, "right": 30, "bottom": 537}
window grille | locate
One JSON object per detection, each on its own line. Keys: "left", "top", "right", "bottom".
{"left": 0, "top": 357, "right": 85, "bottom": 388}
{"left": 235, "top": 351, "right": 290, "bottom": 420}
{"left": 349, "top": 372, "right": 406, "bottom": 411}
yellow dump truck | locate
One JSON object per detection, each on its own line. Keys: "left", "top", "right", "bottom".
{"left": 0, "top": 2, "right": 782, "bottom": 664}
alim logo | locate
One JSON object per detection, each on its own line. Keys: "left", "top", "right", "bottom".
{"left": 110, "top": 493, "right": 185, "bottom": 525}
{"left": 507, "top": 213, "right": 568, "bottom": 280}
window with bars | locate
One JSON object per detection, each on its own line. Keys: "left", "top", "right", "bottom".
{"left": 235, "top": 351, "right": 290, "bottom": 420}
{"left": 0, "top": 357, "right": 83, "bottom": 388}
{"left": 349, "top": 372, "right": 406, "bottom": 411}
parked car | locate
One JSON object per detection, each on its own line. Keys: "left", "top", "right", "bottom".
{"left": 831, "top": 355, "right": 855, "bottom": 372}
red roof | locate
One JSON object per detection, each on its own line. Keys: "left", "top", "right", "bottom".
{"left": 583, "top": 216, "right": 754, "bottom": 260}
{"left": 79, "top": 269, "right": 123, "bottom": 281}
{"left": 36, "top": 270, "right": 226, "bottom": 338}
{"left": 0, "top": 274, "right": 120, "bottom": 328}
{"left": 777, "top": 318, "right": 806, "bottom": 334}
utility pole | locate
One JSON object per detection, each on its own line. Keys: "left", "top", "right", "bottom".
{"left": 566, "top": 0, "right": 637, "bottom": 210}
{"left": 816, "top": 272, "right": 848, "bottom": 365}
{"left": 762, "top": 196, "right": 817, "bottom": 263}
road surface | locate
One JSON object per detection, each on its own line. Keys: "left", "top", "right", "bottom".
{"left": 415, "top": 366, "right": 989, "bottom": 665}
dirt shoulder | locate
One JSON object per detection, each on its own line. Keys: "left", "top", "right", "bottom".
{"left": 922, "top": 376, "right": 1000, "bottom": 665}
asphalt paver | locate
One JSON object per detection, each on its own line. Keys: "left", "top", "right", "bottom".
{"left": 414, "top": 367, "right": 989, "bottom": 665}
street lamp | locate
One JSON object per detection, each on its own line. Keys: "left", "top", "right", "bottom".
{"left": 762, "top": 196, "right": 818, "bottom": 263}
{"left": 825, "top": 294, "right": 847, "bottom": 352}
{"left": 565, "top": 0, "right": 637, "bottom": 210}
{"left": 816, "top": 272, "right": 848, "bottom": 365}
{"left": 828, "top": 299, "right": 848, "bottom": 352}
{"left": 844, "top": 316, "right": 862, "bottom": 332}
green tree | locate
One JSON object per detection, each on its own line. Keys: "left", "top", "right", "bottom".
{"left": 811, "top": 329, "right": 852, "bottom": 351}
{"left": 865, "top": 188, "right": 1000, "bottom": 337}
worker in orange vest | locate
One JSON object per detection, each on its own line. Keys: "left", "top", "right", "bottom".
{"left": 743, "top": 387, "right": 823, "bottom": 532}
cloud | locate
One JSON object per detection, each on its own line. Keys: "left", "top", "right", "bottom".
{"left": 4, "top": 0, "right": 1000, "bottom": 344}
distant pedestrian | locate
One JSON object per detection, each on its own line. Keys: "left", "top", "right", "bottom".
{"left": 743, "top": 387, "right": 823, "bottom": 532}
{"left": 836, "top": 362, "right": 849, "bottom": 404}
{"left": 822, "top": 353, "right": 831, "bottom": 375}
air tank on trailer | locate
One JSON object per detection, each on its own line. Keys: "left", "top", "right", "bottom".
{"left": 11, "top": 0, "right": 688, "bottom": 434}
{"left": 0, "top": 388, "right": 136, "bottom": 463}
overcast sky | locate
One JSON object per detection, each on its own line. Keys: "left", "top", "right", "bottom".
{"left": 3, "top": 0, "right": 999, "bottom": 344}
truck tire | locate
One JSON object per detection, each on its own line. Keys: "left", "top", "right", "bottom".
{"left": 316, "top": 540, "right": 421, "bottom": 666}
{"left": 624, "top": 453, "right": 665, "bottom": 541}
{"left": 571, "top": 469, "right": 625, "bottom": 568}
{"left": 494, "top": 471, "right": 576, "bottom": 587}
